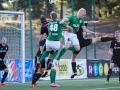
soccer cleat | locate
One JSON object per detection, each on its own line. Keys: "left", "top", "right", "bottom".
{"left": 105, "top": 80, "right": 109, "bottom": 85}
{"left": 54, "top": 83, "right": 60, "bottom": 87}
{"left": 50, "top": 83, "right": 60, "bottom": 87}
{"left": 30, "top": 84, "right": 38, "bottom": 87}
{"left": 0, "top": 82, "right": 8, "bottom": 85}
{"left": 42, "top": 70, "right": 48, "bottom": 77}
{"left": 34, "top": 83, "right": 39, "bottom": 87}
{"left": 70, "top": 73, "right": 77, "bottom": 78}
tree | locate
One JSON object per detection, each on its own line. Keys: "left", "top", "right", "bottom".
{"left": 0, "top": 0, "right": 7, "bottom": 10}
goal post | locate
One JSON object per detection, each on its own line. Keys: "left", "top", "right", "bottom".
{"left": 0, "top": 11, "right": 25, "bottom": 83}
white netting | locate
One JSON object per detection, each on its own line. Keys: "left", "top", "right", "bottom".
{"left": 0, "top": 15, "right": 21, "bottom": 59}
{"left": 0, "top": 11, "right": 25, "bottom": 83}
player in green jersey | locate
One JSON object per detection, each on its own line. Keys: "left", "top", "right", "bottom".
{"left": 57, "top": 8, "right": 115, "bottom": 78}
{"left": 39, "top": 11, "right": 73, "bottom": 87}
{"left": 56, "top": 8, "right": 95, "bottom": 78}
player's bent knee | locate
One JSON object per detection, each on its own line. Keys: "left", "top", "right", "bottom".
{"left": 73, "top": 51, "right": 80, "bottom": 54}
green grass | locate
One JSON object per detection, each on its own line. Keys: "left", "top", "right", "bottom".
{"left": 0, "top": 78, "right": 120, "bottom": 90}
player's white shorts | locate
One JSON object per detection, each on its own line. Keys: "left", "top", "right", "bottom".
{"left": 46, "top": 39, "right": 60, "bottom": 51}
{"left": 64, "top": 31, "right": 79, "bottom": 45}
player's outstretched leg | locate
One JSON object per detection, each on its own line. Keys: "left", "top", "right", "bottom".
{"left": 42, "top": 50, "right": 58, "bottom": 77}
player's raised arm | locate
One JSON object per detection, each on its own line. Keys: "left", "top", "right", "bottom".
{"left": 82, "top": 26, "right": 95, "bottom": 36}
{"left": 87, "top": 20, "right": 102, "bottom": 24}
{"left": 60, "top": 18, "right": 69, "bottom": 24}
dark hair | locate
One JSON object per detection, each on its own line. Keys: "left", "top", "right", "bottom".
{"left": 40, "top": 15, "right": 47, "bottom": 23}
{"left": 50, "top": 11, "right": 57, "bottom": 19}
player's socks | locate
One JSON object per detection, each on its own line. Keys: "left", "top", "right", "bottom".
{"left": 106, "top": 68, "right": 112, "bottom": 81}
{"left": 40, "top": 51, "right": 49, "bottom": 62}
{"left": 51, "top": 50, "right": 58, "bottom": 61}
{"left": 101, "top": 37, "right": 115, "bottom": 42}
{"left": 50, "top": 70, "right": 56, "bottom": 84}
{"left": 71, "top": 62, "right": 77, "bottom": 78}
{"left": 1, "top": 72, "right": 8, "bottom": 83}
{"left": 57, "top": 48, "right": 66, "bottom": 61}
{"left": 68, "top": 46, "right": 76, "bottom": 51}
{"left": 32, "top": 73, "right": 38, "bottom": 84}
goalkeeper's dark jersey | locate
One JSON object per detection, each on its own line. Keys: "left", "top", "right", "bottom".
{"left": 0, "top": 44, "right": 8, "bottom": 61}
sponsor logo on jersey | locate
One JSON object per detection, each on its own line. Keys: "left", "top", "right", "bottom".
{"left": 73, "top": 24, "right": 79, "bottom": 27}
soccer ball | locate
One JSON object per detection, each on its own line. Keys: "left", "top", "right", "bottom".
{"left": 49, "top": 0, "right": 57, "bottom": 4}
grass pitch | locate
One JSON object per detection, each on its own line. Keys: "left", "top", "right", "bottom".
{"left": 0, "top": 78, "right": 120, "bottom": 90}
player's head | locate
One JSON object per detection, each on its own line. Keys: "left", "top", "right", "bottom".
{"left": 77, "top": 8, "right": 86, "bottom": 18}
{"left": 40, "top": 15, "right": 47, "bottom": 23}
{"left": 1, "top": 36, "right": 7, "bottom": 45}
{"left": 50, "top": 11, "right": 57, "bottom": 20}
{"left": 115, "top": 30, "right": 120, "bottom": 40}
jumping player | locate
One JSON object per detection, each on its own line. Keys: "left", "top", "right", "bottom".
{"left": 39, "top": 11, "right": 73, "bottom": 87}
{"left": 56, "top": 8, "right": 115, "bottom": 78}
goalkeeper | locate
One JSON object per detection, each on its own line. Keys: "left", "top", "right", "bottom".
{"left": 0, "top": 36, "right": 10, "bottom": 85}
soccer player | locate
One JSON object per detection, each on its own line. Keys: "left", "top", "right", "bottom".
{"left": 105, "top": 30, "right": 120, "bottom": 85}
{"left": 0, "top": 36, "right": 10, "bottom": 85}
{"left": 30, "top": 15, "right": 51, "bottom": 87}
{"left": 57, "top": 8, "right": 115, "bottom": 78}
{"left": 39, "top": 11, "right": 73, "bottom": 87}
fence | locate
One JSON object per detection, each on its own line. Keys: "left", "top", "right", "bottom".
{"left": 0, "top": 0, "right": 120, "bottom": 59}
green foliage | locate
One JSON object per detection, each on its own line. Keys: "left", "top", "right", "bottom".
{"left": 0, "top": 0, "right": 6, "bottom": 10}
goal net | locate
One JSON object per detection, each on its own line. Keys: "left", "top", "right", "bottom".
{"left": 0, "top": 11, "right": 25, "bottom": 83}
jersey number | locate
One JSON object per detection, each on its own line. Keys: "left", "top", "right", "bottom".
{"left": 50, "top": 24, "right": 58, "bottom": 31}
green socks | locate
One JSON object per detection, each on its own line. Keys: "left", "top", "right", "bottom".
{"left": 50, "top": 70, "right": 56, "bottom": 83}
{"left": 57, "top": 46, "right": 76, "bottom": 61}
{"left": 57, "top": 48, "right": 66, "bottom": 61}
{"left": 39, "top": 51, "right": 49, "bottom": 62}
{"left": 51, "top": 50, "right": 58, "bottom": 61}
{"left": 68, "top": 46, "right": 76, "bottom": 51}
